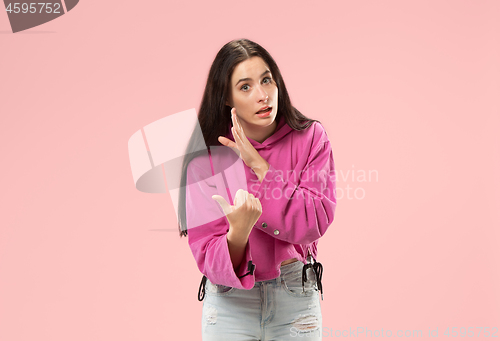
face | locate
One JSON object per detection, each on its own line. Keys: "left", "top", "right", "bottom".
{"left": 226, "top": 56, "right": 279, "bottom": 139}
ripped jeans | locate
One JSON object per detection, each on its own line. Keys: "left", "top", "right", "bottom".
{"left": 201, "top": 258, "right": 322, "bottom": 340}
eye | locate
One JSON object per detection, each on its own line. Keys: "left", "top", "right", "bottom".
{"left": 262, "top": 77, "right": 272, "bottom": 84}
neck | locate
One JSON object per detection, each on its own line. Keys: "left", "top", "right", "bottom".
{"left": 239, "top": 120, "right": 278, "bottom": 143}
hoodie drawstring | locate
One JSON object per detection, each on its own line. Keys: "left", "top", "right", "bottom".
{"left": 198, "top": 275, "right": 207, "bottom": 301}
{"left": 302, "top": 258, "right": 324, "bottom": 300}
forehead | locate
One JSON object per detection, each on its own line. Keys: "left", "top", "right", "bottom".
{"left": 231, "top": 57, "right": 270, "bottom": 83}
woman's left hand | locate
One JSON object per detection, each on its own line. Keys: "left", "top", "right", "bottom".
{"left": 218, "top": 108, "right": 269, "bottom": 175}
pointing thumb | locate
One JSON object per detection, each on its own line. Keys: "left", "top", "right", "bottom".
{"left": 212, "top": 195, "right": 233, "bottom": 215}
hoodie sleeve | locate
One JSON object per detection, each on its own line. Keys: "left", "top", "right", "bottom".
{"left": 252, "top": 123, "right": 337, "bottom": 245}
{"left": 185, "top": 158, "right": 255, "bottom": 290}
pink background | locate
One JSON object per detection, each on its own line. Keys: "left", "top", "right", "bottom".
{"left": 1, "top": 0, "right": 499, "bottom": 340}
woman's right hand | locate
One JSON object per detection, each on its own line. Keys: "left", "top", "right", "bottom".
{"left": 212, "top": 189, "right": 262, "bottom": 241}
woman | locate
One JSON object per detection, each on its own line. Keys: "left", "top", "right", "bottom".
{"left": 177, "top": 38, "right": 337, "bottom": 340}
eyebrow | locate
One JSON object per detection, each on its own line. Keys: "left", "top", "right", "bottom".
{"left": 235, "top": 70, "right": 271, "bottom": 86}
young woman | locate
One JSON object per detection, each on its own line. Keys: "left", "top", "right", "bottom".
{"left": 177, "top": 38, "right": 337, "bottom": 340}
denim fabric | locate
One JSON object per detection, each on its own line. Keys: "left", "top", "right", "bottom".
{"left": 201, "top": 258, "right": 322, "bottom": 340}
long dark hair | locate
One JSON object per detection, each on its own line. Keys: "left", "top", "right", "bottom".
{"left": 177, "top": 38, "right": 318, "bottom": 237}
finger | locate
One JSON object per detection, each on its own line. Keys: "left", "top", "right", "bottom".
{"left": 245, "top": 194, "right": 256, "bottom": 209}
{"left": 250, "top": 194, "right": 262, "bottom": 211}
{"left": 231, "top": 109, "right": 237, "bottom": 133}
{"left": 233, "top": 124, "right": 246, "bottom": 145}
{"left": 234, "top": 189, "right": 248, "bottom": 208}
{"left": 232, "top": 110, "right": 244, "bottom": 140}
{"left": 230, "top": 111, "right": 240, "bottom": 139}
{"left": 249, "top": 195, "right": 258, "bottom": 210}
{"left": 231, "top": 127, "right": 240, "bottom": 144}
{"left": 231, "top": 108, "right": 238, "bottom": 129}
{"left": 247, "top": 194, "right": 254, "bottom": 210}
{"left": 218, "top": 136, "right": 237, "bottom": 149}
{"left": 212, "top": 195, "right": 233, "bottom": 215}
{"left": 232, "top": 127, "right": 244, "bottom": 149}
{"left": 219, "top": 135, "right": 241, "bottom": 157}
{"left": 234, "top": 112, "right": 245, "bottom": 138}
{"left": 233, "top": 111, "right": 245, "bottom": 139}
{"left": 256, "top": 197, "right": 262, "bottom": 211}
{"left": 238, "top": 122, "right": 247, "bottom": 140}
{"left": 232, "top": 111, "right": 250, "bottom": 146}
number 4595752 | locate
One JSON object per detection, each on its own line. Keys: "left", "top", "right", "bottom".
{"left": 6, "top": 3, "right": 62, "bottom": 14}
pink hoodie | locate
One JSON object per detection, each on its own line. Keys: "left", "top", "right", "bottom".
{"left": 186, "top": 116, "right": 336, "bottom": 290}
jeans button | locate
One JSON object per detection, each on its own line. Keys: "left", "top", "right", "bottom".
{"left": 262, "top": 222, "right": 267, "bottom": 228}
{"left": 273, "top": 229, "right": 280, "bottom": 235}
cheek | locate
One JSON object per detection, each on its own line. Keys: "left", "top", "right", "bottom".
{"left": 271, "top": 86, "right": 278, "bottom": 98}
{"left": 234, "top": 96, "right": 251, "bottom": 110}
{"left": 228, "top": 94, "right": 239, "bottom": 108}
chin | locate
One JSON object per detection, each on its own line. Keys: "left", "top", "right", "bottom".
{"left": 257, "top": 116, "right": 277, "bottom": 127}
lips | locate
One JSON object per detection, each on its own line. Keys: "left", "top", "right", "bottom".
{"left": 256, "top": 106, "right": 272, "bottom": 114}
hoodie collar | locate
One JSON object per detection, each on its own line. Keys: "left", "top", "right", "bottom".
{"left": 226, "top": 115, "right": 293, "bottom": 150}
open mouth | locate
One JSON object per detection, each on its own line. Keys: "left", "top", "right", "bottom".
{"left": 256, "top": 107, "right": 272, "bottom": 115}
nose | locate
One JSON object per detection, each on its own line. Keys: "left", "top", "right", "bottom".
{"left": 256, "top": 85, "right": 269, "bottom": 102}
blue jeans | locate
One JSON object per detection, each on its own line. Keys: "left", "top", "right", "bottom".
{"left": 201, "top": 258, "right": 323, "bottom": 340}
